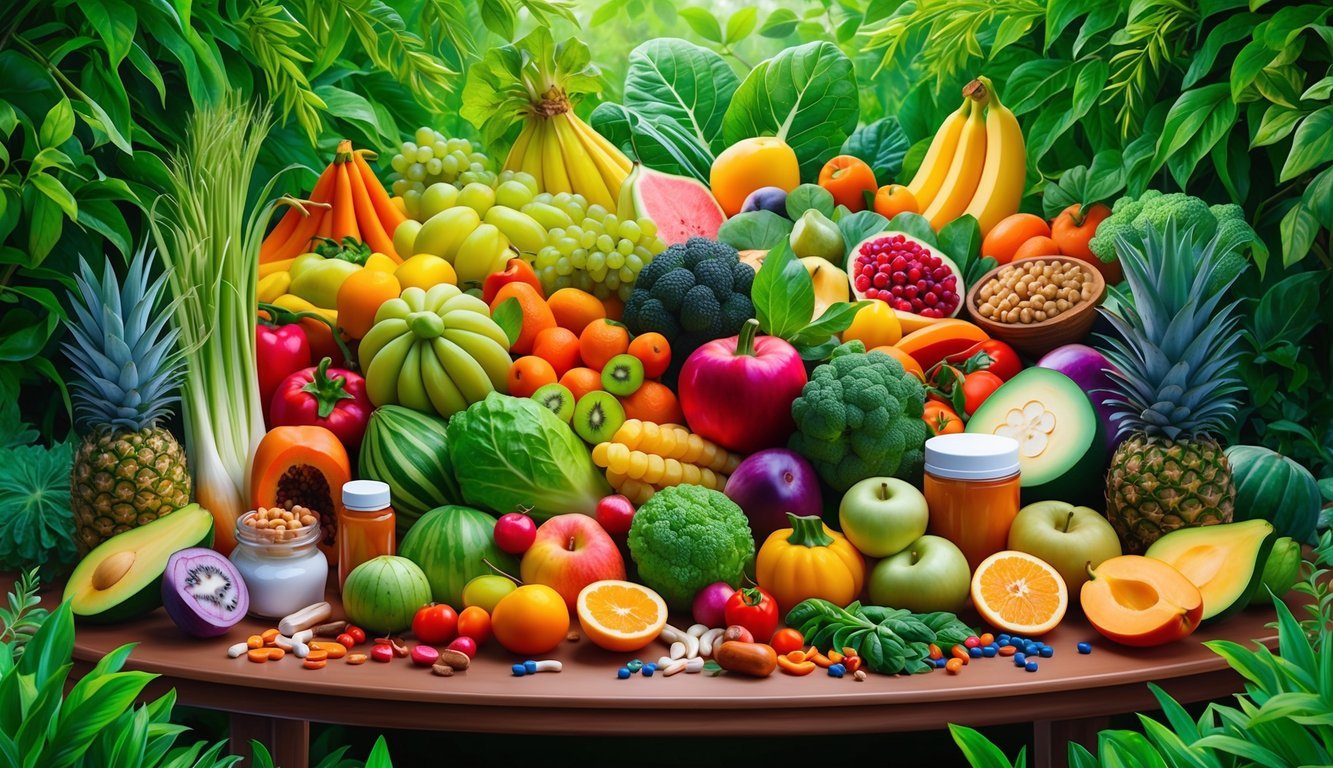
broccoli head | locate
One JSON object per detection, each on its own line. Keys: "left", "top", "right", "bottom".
{"left": 788, "top": 341, "right": 929, "bottom": 492}
{"left": 627, "top": 484, "right": 755, "bottom": 609}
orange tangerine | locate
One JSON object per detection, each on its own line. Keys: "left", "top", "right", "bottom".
{"left": 491, "top": 584, "right": 571, "bottom": 656}
{"left": 970, "top": 550, "right": 1068, "bottom": 636}
{"left": 575, "top": 580, "right": 668, "bottom": 653}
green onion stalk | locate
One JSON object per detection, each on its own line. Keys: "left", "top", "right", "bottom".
{"left": 150, "top": 93, "right": 279, "bottom": 554}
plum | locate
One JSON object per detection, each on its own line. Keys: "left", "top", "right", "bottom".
{"left": 740, "top": 186, "right": 789, "bottom": 217}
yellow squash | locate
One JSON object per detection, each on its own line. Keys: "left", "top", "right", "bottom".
{"left": 756, "top": 513, "right": 865, "bottom": 614}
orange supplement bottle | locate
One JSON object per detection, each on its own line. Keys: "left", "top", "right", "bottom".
{"left": 338, "top": 480, "right": 396, "bottom": 590}
{"left": 923, "top": 434, "right": 1021, "bottom": 571}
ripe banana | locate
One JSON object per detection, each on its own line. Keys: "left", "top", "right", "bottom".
{"left": 553, "top": 115, "right": 614, "bottom": 209}
{"left": 922, "top": 86, "right": 989, "bottom": 230}
{"left": 420, "top": 341, "right": 469, "bottom": 417}
{"left": 432, "top": 336, "right": 495, "bottom": 403}
{"left": 257, "top": 272, "right": 290, "bottom": 304}
{"left": 569, "top": 113, "right": 631, "bottom": 195}
{"left": 540, "top": 120, "right": 572, "bottom": 195}
{"left": 396, "top": 343, "right": 433, "bottom": 413}
{"left": 451, "top": 223, "right": 511, "bottom": 289}
{"left": 443, "top": 327, "right": 511, "bottom": 387}
{"left": 519, "top": 122, "right": 546, "bottom": 189}
{"left": 570, "top": 113, "right": 632, "bottom": 174}
{"left": 907, "top": 98, "right": 971, "bottom": 211}
{"left": 357, "top": 317, "right": 408, "bottom": 369}
{"left": 438, "top": 292, "right": 493, "bottom": 318}
{"left": 505, "top": 122, "right": 538, "bottom": 172}
{"left": 364, "top": 333, "right": 415, "bottom": 407}
{"left": 961, "top": 77, "right": 1028, "bottom": 236}
{"left": 424, "top": 282, "right": 463, "bottom": 314}
{"left": 485, "top": 205, "right": 548, "bottom": 254}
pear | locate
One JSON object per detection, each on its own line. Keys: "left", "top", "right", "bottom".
{"left": 789, "top": 209, "right": 844, "bottom": 261}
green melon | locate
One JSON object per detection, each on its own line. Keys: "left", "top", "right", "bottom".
{"left": 1225, "top": 445, "right": 1320, "bottom": 544}
{"left": 399, "top": 505, "right": 519, "bottom": 608}
{"left": 359, "top": 405, "right": 461, "bottom": 534}
{"left": 341, "top": 555, "right": 432, "bottom": 634}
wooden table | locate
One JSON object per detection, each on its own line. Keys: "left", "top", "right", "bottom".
{"left": 44, "top": 581, "right": 1283, "bottom": 768}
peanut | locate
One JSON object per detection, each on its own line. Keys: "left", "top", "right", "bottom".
{"left": 974, "top": 260, "right": 1092, "bottom": 325}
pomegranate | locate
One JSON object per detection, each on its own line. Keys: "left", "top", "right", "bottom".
{"left": 846, "top": 231, "right": 964, "bottom": 318}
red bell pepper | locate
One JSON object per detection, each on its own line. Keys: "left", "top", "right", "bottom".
{"left": 257, "top": 318, "right": 312, "bottom": 423}
{"left": 269, "top": 357, "right": 372, "bottom": 451}
{"left": 723, "top": 586, "right": 780, "bottom": 644}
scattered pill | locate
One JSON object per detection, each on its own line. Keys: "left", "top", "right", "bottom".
{"left": 1077, "top": 642, "right": 1093, "bottom": 654}
{"left": 978, "top": 633, "right": 994, "bottom": 646}
{"left": 643, "top": 663, "right": 656, "bottom": 677}
{"left": 346, "top": 653, "right": 368, "bottom": 665}
{"left": 853, "top": 669, "right": 867, "bottom": 681}
{"left": 998, "top": 645, "right": 1017, "bottom": 657}
{"left": 1039, "top": 646, "right": 1053, "bottom": 658}
{"left": 524, "top": 660, "right": 538, "bottom": 674}
{"left": 303, "top": 659, "right": 326, "bottom": 670}
{"left": 968, "top": 647, "right": 983, "bottom": 658}
{"left": 828, "top": 664, "right": 845, "bottom": 678}
{"left": 663, "top": 660, "right": 687, "bottom": 676}
{"left": 982, "top": 646, "right": 997, "bottom": 658}
{"left": 512, "top": 664, "right": 527, "bottom": 676}
{"left": 964, "top": 636, "right": 980, "bottom": 648}
{"left": 533, "top": 660, "right": 563, "bottom": 673}
{"left": 945, "top": 658, "right": 964, "bottom": 674}
{"left": 1025, "top": 660, "right": 1039, "bottom": 672}
{"left": 247, "top": 649, "right": 269, "bottom": 663}
{"left": 626, "top": 660, "right": 643, "bottom": 673}
{"left": 1013, "top": 653, "right": 1027, "bottom": 666}
{"left": 617, "top": 667, "right": 631, "bottom": 679}
{"left": 227, "top": 642, "right": 249, "bottom": 658}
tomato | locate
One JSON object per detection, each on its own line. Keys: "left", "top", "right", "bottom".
{"left": 872, "top": 184, "right": 918, "bottom": 219}
{"left": 947, "top": 340, "right": 1022, "bottom": 381}
{"left": 1050, "top": 203, "right": 1112, "bottom": 261}
{"left": 817, "top": 155, "right": 878, "bottom": 212}
{"left": 922, "top": 401, "right": 963, "bottom": 435}
{"left": 1012, "top": 235, "right": 1062, "bottom": 261}
{"left": 723, "top": 586, "right": 780, "bottom": 644}
{"left": 770, "top": 628, "right": 805, "bottom": 656}
{"left": 457, "top": 605, "right": 492, "bottom": 644}
{"left": 412, "top": 603, "right": 458, "bottom": 645}
{"left": 981, "top": 214, "right": 1051, "bottom": 265}
{"left": 962, "top": 371, "right": 1005, "bottom": 416}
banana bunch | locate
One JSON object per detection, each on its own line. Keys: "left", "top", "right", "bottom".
{"left": 409, "top": 203, "right": 547, "bottom": 289}
{"left": 504, "top": 112, "right": 631, "bottom": 210}
{"left": 907, "top": 76, "right": 1026, "bottom": 236}
{"left": 358, "top": 284, "right": 512, "bottom": 419}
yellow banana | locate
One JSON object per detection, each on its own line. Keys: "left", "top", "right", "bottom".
{"left": 484, "top": 205, "right": 548, "bottom": 254}
{"left": 922, "top": 87, "right": 989, "bottom": 230}
{"left": 554, "top": 116, "right": 614, "bottom": 209}
{"left": 444, "top": 328, "right": 512, "bottom": 388}
{"left": 907, "top": 97, "right": 972, "bottom": 212}
{"left": 257, "top": 272, "right": 290, "bottom": 304}
{"left": 420, "top": 342, "right": 469, "bottom": 417}
{"left": 364, "top": 333, "right": 415, "bottom": 406}
{"left": 577, "top": 127, "right": 632, "bottom": 200}
{"left": 540, "top": 120, "right": 573, "bottom": 195}
{"left": 357, "top": 317, "right": 409, "bottom": 369}
{"left": 961, "top": 77, "right": 1028, "bottom": 236}
{"left": 520, "top": 122, "right": 546, "bottom": 189}
{"left": 569, "top": 112, "right": 632, "bottom": 174}
{"left": 452, "top": 223, "right": 511, "bottom": 289}
{"left": 521, "top": 201, "right": 574, "bottom": 230}
{"left": 396, "top": 342, "right": 433, "bottom": 413}
{"left": 438, "top": 292, "right": 494, "bottom": 318}
{"left": 425, "top": 282, "right": 463, "bottom": 314}
{"left": 444, "top": 309, "right": 511, "bottom": 349}
{"left": 505, "top": 122, "right": 537, "bottom": 172}
{"left": 432, "top": 336, "right": 494, "bottom": 403}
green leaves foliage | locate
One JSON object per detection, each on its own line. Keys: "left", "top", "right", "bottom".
{"left": 842, "top": 117, "right": 911, "bottom": 183}
{"left": 785, "top": 598, "right": 974, "bottom": 675}
{"left": 0, "top": 429, "right": 75, "bottom": 582}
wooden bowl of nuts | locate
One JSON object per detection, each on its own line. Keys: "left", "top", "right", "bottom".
{"left": 964, "top": 256, "right": 1106, "bottom": 358}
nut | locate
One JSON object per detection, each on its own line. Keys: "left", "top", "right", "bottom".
{"left": 431, "top": 663, "right": 455, "bottom": 677}
{"left": 975, "top": 260, "right": 1091, "bottom": 325}
{"left": 437, "top": 649, "right": 471, "bottom": 670}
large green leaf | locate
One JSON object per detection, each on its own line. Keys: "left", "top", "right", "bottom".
{"left": 1280, "top": 106, "right": 1333, "bottom": 182}
{"left": 751, "top": 240, "right": 813, "bottom": 339}
{"left": 80, "top": 0, "right": 137, "bottom": 70}
{"left": 589, "top": 102, "right": 713, "bottom": 183}
{"left": 841, "top": 117, "right": 909, "bottom": 183}
{"left": 1185, "top": 13, "right": 1258, "bottom": 88}
{"left": 621, "top": 39, "right": 738, "bottom": 153}
{"left": 1003, "top": 59, "right": 1072, "bottom": 117}
{"left": 1278, "top": 166, "right": 1333, "bottom": 268}
{"left": 722, "top": 42, "right": 859, "bottom": 180}
{"left": 948, "top": 724, "right": 1017, "bottom": 768}
{"left": 1151, "top": 84, "right": 1237, "bottom": 188}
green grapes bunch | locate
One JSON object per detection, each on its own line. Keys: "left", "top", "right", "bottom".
{"left": 528, "top": 192, "right": 666, "bottom": 300}
{"left": 389, "top": 128, "right": 493, "bottom": 200}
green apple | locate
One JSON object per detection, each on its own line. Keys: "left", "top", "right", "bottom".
{"left": 867, "top": 535, "right": 970, "bottom": 613}
{"left": 461, "top": 574, "right": 517, "bottom": 613}
{"left": 1007, "top": 501, "right": 1122, "bottom": 592}
{"left": 839, "top": 477, "right": 930, "bottom": 557}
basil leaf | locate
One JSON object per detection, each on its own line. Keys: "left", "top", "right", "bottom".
{"left": 751, "top": 240, "right": 814, "bottom": 339}
{"left": 841, "top": 117, "right": 910, "bottom": 183}
{"left": 792, "top": 301, "right": 871, "bottom": 342}
{"left": 785, "top": 184, "right": 835, "bottom": 219}
{"left": 717, "top": 210, "right": 793, "bottom": 251}
{"left": 723, "top": 42, "right": 860, "bottom": 180}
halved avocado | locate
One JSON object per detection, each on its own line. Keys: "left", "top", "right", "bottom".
{"left": 965, "top": 368, "right": 1106, "bottom": 505}
{"left": 1144, "top": 519, "right": 1276, "bottom": 623}
{"left": 64, "top": 503, "right": 214, "bottom": 624}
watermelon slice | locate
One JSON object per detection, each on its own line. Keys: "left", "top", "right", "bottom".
{"left": 618, "top": 164, "right": 725, "bottom": 245}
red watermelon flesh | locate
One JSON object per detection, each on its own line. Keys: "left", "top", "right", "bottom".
{"left": 619, "top": 165, "right": 726, "bottom": 245}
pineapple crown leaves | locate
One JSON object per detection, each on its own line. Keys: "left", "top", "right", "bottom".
{"left": 1095, "top": 218, "right": 1246, "bottom": 441}
{"left": 62, "top": 247, "right": 187, "bottom": 433}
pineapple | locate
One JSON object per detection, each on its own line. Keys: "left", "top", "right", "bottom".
{"left": 64, "top": 249, "right": 191, "bottom": 555}
{"left": 1100, "top": 220, "right": 1247, "bottom": 554}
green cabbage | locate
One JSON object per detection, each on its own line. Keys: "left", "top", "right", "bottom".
{"left": 446, "top": 393, "right": 611, "bottom": 520}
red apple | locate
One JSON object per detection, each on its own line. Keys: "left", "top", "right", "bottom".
{"left": 520, "top": 514, "right": 626, "bottom": 609}
{"left": 596, "top": 495, "right": 636, "bottom": 536}
{"left": 494, "top": 512, "right": 537, "bottom": 554}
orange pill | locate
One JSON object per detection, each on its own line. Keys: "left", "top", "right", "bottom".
{"left": 266, "top": 647, "right": 285, "bottom": 661}
{"left": 928, "top": 643, "right": 943, "bottom": 660}
{"left": 346, "top": 653, "right": 368, "bottom": 665}
{"left": 950, "top": 645, "right": 970, "bottom": 664}
{"left": 247, "top": 635, "right": 264, "bottom": 650}
{"left": 945, "top": 658, "right": 964, "bottom": 674}
{"left": 247, "top": 649, "right": 270, "bottom": 663}
{"left": 305, "top": 649, "right": 329, "bottom": 663}
{"left": 310, "top": 641, "right": 347, "bottom": 659}
{"left": 262, "top": 628, "right": 280, "bottom": 645}
{"left": 979, "top": 633, "right": 995, "bottom": 646}
{"left": 303, "top": 659, "right": 327, "bottom": 670}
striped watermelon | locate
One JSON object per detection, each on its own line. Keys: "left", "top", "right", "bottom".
{"left": 399, "top": 505, "right": 519, "bottom": 607}
{"left": 359, "top": 405, "right": 461, "bottom": 533}
{"left": 342, "top": 555, "right": 432, "bottom": 634}
{"left": 1226, "top": 445, "right": 1320, "bottom": 544}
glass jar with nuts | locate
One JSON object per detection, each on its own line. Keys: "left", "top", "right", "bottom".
{"left": 230, "top": 506, "right": 329, "bottom": 618}
{"left": 974, "top": 259, "right": 1095, "bottom": 325}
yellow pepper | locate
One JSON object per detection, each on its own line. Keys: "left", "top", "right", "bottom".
{"left": 363, "top": 252, "right": 398, "bottom": 273}
{"left": 257, "top": 271, "right": 291, "bottom": 304}
{"left": 756, "top": 513, "right": 866, "bottom": 614}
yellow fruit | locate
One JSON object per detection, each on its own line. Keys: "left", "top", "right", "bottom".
{"left": 363, "top": 253, "right": 398, "bottom": 273}
{"left": 842, "top": 301, "right": 903, "bottom": 348}
{"left": 414, "top": 206, "right": 481, "bottom": 262}
{"left": 392, "top": 219, "right": 422, "bottom": 259}
{"left": 710, "top": 137, "right": 800, "bottom": 217}
{"left": 575, "top": 580, "right": 668, "bottom": 652}
{"left": 961, "top": 77, "right": 1028, "bottom": 237}
{"left": 970, "top": 550, "right": 1069, "bottom": 636}
{"left": 395, "top": 254, "right": 457, "bottom": 291}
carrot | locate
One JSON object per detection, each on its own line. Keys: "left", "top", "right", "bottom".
{"left": 353, "top": 150, "right": 407, "bottom": 231}
{"left": 330, "top": 161, "right": 360, "bottom": 243}
{"left": 260, "top": 163, "right": 336, "bottom": 261}
{"left": 346, "top": 156, "right": 400, "bottom": 262}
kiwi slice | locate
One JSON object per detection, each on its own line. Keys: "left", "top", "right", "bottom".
{"left": 600, "top": 353, "right": 645, "bottom": 396}
{"left": 573, "top": 391, "right": 626, "bottom": 444}
{"left": 531, "top": 383, "right": 575, "bottom": 423}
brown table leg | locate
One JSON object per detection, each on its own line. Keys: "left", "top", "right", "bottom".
{"left": 1033, "top": 716, "right": 1108, "bottom": 768}
{"left": 229, "top": 712, "right": 309, "bottom": 768}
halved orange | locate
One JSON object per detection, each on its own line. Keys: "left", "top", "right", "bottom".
{"left": 576, "top": 580, "right": 668, "bottom": 652}
{"left": 970, "top": 550, "right": 1068, "bottom": 636}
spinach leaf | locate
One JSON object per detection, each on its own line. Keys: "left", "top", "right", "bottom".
{"left": 785, "top": 184, "right": 835, "bottom": 219}
{"left": 886, "top": 212, "right": 939, "bottom": 246}
{"left": 622, "top": 39, "right": 739, "bottom": 154}
{"left": 842, "top": 117, "right": 911, "bottom": 183}
{"left": 717, "top": 210, "right": 793, "bottom": 251}
{"left": 751, "top": 240, "right": 813, "bottom": 339}
{"left": 722, "top": 42, "right": 860, "bottom": 180}
{"left": 589, "top": 102, "right": 713, "bottom": 183}
{"left": 836, "top": 210, "right": 890, "bottom": 264}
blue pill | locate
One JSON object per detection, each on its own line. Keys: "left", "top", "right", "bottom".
{"left": 981, "top": 646, "right": 997, "bottom": 657}
{"left": 642, "top": 665, "right": 655, "bottom": 677}
{"left": 627, "top": 660, "right": 643, "bottom": 672}
{"left": 511, "top": 664, "right": 526, "bottom": 676}
{"left": 934, "top": 658, "right": 948, "bottom": 668}
{"left": 997, "top": 634, "right": 1010, "bottom": 644}
{"left": 524, "top": 660, "right": 538, "bottom": 673}
{"left": 968, "top": 646, "right": 982, "bottom": 658}
{"left": 1024, "top": 644, "right": 1039, "bottom": 655}
{"left": 1077, "top": 642, "right": 1093, "bottom": 654}
{"left": 1025, "top": 660, "right": 1038, "bottom": 672}
{"left": 617, "top": 667, "right": 630, "bottom": 679}
{"left": 1013, "top": 653, "right": 1026, "bottom": 666}
{"left": 1039, "top": 646, "right": 1053, "bottom": 658}
{"left": 828, "top": 664, "right": 845, "bottom": 678}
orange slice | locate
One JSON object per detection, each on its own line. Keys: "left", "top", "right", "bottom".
{"left": 575, "top": 580, "right": 668, "bottom": 653}
{"left": 970, "top": 550, "right": 1068, "bottom": 635}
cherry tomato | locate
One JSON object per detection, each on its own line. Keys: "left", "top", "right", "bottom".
{"left": 770, "top": 628, "right": 805, "bottom": 656}
{"left": 947, "top": 340, "right": 1022, "bottom": 382}
{"left": 411, "top": 603, "right": 458, "bottom": 645}
{"left": 457, "top": 605, "right": 492, "bottom": 644}
{"left": 922, "top": 401, "right": 964, "bottom": 435}
{"left": 723, "top": 587, "right": 779, "bottom": 644}
{"left": 962, "top": 371, "right": 1005, "bottom": 416}
{"left": 347, "top": 625, "right": 366, "bottom": 644}
{"left": 817, "top": 155, "right": 878, "bottom": 211}
{"left": 336, "top": 632, "right": 356, "bottom": 648}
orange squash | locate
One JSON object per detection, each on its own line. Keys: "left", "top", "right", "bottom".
{"left": 250, "top": 426, "right": 351, "bottom": 564}
{"left": 894, "top": 319, "right": 989, "bottom": 371}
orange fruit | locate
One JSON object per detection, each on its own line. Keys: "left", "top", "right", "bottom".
{"left": 547, "top": 288, "right": 606, "bottom": 335}
{"left": 1012, "top": 236, "right": 1062, "bottom": 261}
{"left": 981, "top": 214, "right": 1052, "bottom": 265}
{"left": 627, "top": 332, "right": 671, "bottom": 379}
{"left": 710, "top": 137, "right": 801, "bottom": 217}
{"left": 560, "top": 367, "right": 603, "bottom": 401}
{"left": 868, "top": 345, "right": 924, "bottom": 379}
{"left": 491, "top": 584, "right": 571, "bottom": 656}
{"left": 618, "top": 381, "right": 683, "bottom": 425}
{"left": 579, "top": 319, "right": 630, "bottom": 371}
{"left": 575, "top": 580, "right": 668, "bottom": 653}
{"left": 873, "top": 184, "right": 919, "bottom": 219}
{"left": 490, "top": 282, "right": 555, "bottom": 355}
{"left": 843, "top": 301, "right": 903, "bottom": 348}
{"left": 601, "top": 294, "right": 625, "bottom": 322}
{"left": 532, "top": 326, "right": 581, "bottom": 377}
{"left": 970, "top": 551, "right": 1069, "bottom": 636}
{"left": 508, "top": 356, "right": 557, "bottom": 398}
{"left": 336, "top": 269, "right": 401, "bottom": 340}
